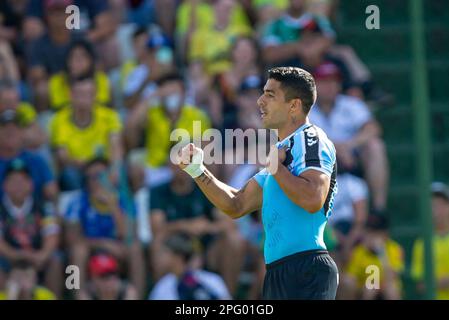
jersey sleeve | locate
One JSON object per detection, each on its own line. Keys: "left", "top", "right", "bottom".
{"left": 290, "top": 126, "right": 336, "bottom": 177}
{"left": 252, "top": 168, "right": 268, "bottom": 189}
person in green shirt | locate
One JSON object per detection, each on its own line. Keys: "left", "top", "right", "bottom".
{"left": 260, "top": 0, "right": 335, "bottom": 69}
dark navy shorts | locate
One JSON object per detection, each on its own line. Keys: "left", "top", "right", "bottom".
{"left": 263, "top": 250, "right": 339, "bottom": 300}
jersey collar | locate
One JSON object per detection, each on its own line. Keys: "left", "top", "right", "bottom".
{"left": 276, "top": 122, "right": 312, "bottom": 148}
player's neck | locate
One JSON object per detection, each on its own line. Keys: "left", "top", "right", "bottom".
{"left": 278, "top": 117, "right": 308, "bottom": 141}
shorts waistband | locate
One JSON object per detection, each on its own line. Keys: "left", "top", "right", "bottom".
{"left": 266, "top": 250, "right": 329, "bottom": 270}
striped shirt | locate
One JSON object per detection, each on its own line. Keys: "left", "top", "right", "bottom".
{"left": 253, "top": 123, "right": 338, "bottom": 264}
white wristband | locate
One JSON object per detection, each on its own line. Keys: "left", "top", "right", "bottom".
{"left": 183, "top": 148, "right": 206, "bottom": 178}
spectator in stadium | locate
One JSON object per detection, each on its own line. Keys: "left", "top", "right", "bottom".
{"left": 24, "top": 0, "right": 119, "bottom": 70}
{"left": 119, "top": 27, "right": 149, "bottom": 92}
{"left": 26, "top": 0, "right": 84, "bottom": 112}
{"left": 48, "top": 39, "right": 111, "bottom": 110}
{"left": 328, "top": 172, "right": 369, "bottom": 266}
{"left": 250, "top": 0, "right": 287, "bottom": 27}
{"left": 309, "top": 61, "right": 389, "bottom": 214}
{"left": 124, "top": 0, "right": 157, "bottom": 28}
{"left": 77, "top": 253, "right": 138, "bottom": 300}
{"left": 150, "top": 163, "right": 245, "bottom": 297}
{"left": 64, "top": 158, "right": 145, "bottom": 298}
{"left": 260, "top": 0, "right": 335, "bottom": 69}
{"left": 125, "top": 72, "right": 211, "bottom": 188}
{"left": 149, "top": 233, "right": 231, "bottom": 300}
{"left": 0, "top": 80, "right": 47, "bottom": 150}
{"left": 49, "top": 75, "right": 123, "bottom": 191}
{"left": 0, "top": 41, "right": 20, "bottom": 85}
{"left": 411, "top": 182, "right": 449, "bottom": 300}
{"left": 175, "top": 0, "right": 250, "bottom": 66}
{"left": 307, "top": 0, "right": 336, "bottom": 18}
{"left": 0, "top": 0, "right": 28, "bottom": 44}
{"left": 0, "top": 109, "right": 58, "bottom": 202}
{"left": 187, "top": 0, "right": 251, "bottom": 77}
{"left": 0, "top": 260, "right": 56, "bottom": 300}
{"left": 341, "top": 214, "right": 404, "bottom": 300}
{"left": 213, "top": 37, "right": 262, "bottom": 129}
{"left": 123, "top": 32, "right": 175, "bottom": 110}
{"left": 0, "top": 159, "right": 61, "bottom": 298}
{"left": 233, "top": 74, "right": 264, "bottom": 131}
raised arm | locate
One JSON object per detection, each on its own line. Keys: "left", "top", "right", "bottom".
{"left": 177, "top": 144, "right": 262, "bottom": 219}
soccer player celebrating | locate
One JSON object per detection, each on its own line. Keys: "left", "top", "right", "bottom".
{"left": 176, "top": 67, "right": 338, "bottom": 300}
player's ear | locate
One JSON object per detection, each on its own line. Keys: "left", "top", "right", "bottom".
{"left": 290, "top": 98, "right": 302, "bottom": 114}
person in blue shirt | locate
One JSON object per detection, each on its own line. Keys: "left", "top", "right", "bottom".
{"left": 64, "top": 157, "right": 145, "bottom": 298}
{"left": 0, "top": 109, "right": 57, "bottom": 202}
{"left": 176, "top": 67, "right": 338, "bottom": 300}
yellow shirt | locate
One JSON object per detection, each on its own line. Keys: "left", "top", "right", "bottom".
{"left": 49, "top": 104, "right": 122, "bottom": 162}
{"left": 254, "top": 0, "right": 288, "bottom": 10}
{"left": 145, "top": 105, "right": 211, "bottom": 168}
{"left": 346, "top": 239, "right": 404, "bottom": 290}
{"left": 189, "top": 25, "right": 251, "bottom": 75}
{"left": 0, "top": 286, "right": 56, "bottom": 300}
{"left": 120, "top": 60, "right": 138, "bottom": 90}
{"left": 411, "top": 233, "right": 449, "bottom": 300}
{"left": 17, "top": 102, "right": 37, "bottom": 127}
{"left": 48, "top": 71, "right": 111, "bottom": 110}
{"left": 176, "top": 2, "right": 250, "bottom": 35}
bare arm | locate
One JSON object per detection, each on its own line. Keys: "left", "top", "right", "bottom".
{"left": 273, "top": 165, "right": 330, "bottom": 213}
{"left": 35, "top": 232, "right": 59, "bottom": 262}
{"left": 347, "top": 120, "right": 381, "bottom": 149}
{"left": 177, "top": 143, "right": 263, "bottom": 219}
{"left": 194, "top": 169, "right": 262, "bottom": 219}
{"left": 151, "top": 210, "right": 211, "bottom": 238}
{"left": 0, "top": 239, "right": 24, "bottom": 261}
{"left": 124, "top": 100, "right": 149, "bottom": 149}
{"left": 0, "top": 41, "right": 19, "bottom": 81}
{"left": 110, "top": 133, "right": 123, "bottom": 164}
{"left": 87, "top": 12, "right": 116, "bottom": 43}
{"left": 55, "top": 147, "right": 84, "bottom": 168}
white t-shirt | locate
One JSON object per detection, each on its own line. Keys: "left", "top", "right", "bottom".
{"left": 328, "top": 173, "right": 368, "bottom": 225}
{"left": 149, "top": 270, "right": 231, "bottom": 300}
{"left": 309, "top": 94, "right": 372, "bottom": 143}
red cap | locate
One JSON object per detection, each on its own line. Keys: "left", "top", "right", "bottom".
{"left": 88, "top": 254, "right": 118, "bottom": 277}
{"left": 45, "top": 0, "right": 73, "bottom": 9}
{"left": 313, "top": 61, "right": 342, "bottom": 80}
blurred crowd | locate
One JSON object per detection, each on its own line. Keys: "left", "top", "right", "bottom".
{"left": 0, "top": 0, "right": 448, "bottom": 300}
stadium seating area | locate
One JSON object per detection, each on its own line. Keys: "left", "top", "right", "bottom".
{"left": 0, "top": 0, "right": 447, "bottom": 300}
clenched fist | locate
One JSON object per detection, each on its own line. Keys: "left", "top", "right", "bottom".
{"left": 176, "top": 143, "right": 206, "bottom": 178}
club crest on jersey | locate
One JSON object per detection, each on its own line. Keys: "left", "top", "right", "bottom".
{"left": 304, "top": 127, "right": 318, "bottom": 147}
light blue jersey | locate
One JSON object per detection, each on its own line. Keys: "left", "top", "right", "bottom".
{"left": 254, "top": 123, "right": 338, "bottom": 264}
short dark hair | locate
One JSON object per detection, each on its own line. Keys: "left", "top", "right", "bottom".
{"left": 64, "top": 39, "right": 97, "bottom": 76}
{"left": 133, "top": 27, "right": 148, "bottom": 40}
{"left": 156, "top": 72, "right": 185, "bottom": 88}
{"left": 83, "top": 157, "right": 110, "bottom": 173}
{"left": 268, "top": 67, "right": 317, "bottom": 114}
{"left": 164, "top": 233, "right": 199, "bottom": 263}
